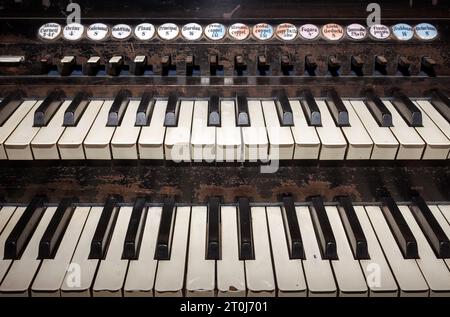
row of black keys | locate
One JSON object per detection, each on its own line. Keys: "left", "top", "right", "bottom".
{"left": 3, "top": 192, "right": 450, "bottom": 263}
{"left": 1, "top": 87, "right": 449, "bottom": 130}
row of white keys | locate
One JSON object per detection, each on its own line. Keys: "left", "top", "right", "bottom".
{"left": 428, "top": 205, "right": 450, "bottom": 270}
{"left": 217, "top": 100, "right": 241, "bottom": 162}
{"left": 58, "top": 100, "right": 103, "bottom": 160}
{"left": 0, "top": 207, "right": 57, "bottom": 296}
{"left": 84, "top": 100, "right": 115, "bottom": 159}
{"left": 266, "top": 206, "right": 307, "bottom": 296}
{"left": 289, "top": 100, "right": 320, "bottom": 159}
{"left": 124, "top": 206, "right": 161, "bottom": 296}
{"left": 242, "top": 100, "right": 268, "bottom": 161}
{"left": 31, "top": 207, "right": 91, "bottom": 296}
{"left": 111, "top": 101, "right": 142, "bottom": 159}
{"left": 138, "top": 100, "right": 167, "bottom": 159}
{"left": 190, "top": 100, "right": 215, "bottom": 162}
{"left": 0, "top": 207, "right": 23, "bottom": 282}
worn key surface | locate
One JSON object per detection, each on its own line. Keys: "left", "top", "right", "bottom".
{"left": 135, "top": 91, "right": 154, "bottom": 126}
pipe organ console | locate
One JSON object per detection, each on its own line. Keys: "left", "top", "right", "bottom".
{"left": 0, "top": 0, "right": 448, "bottom": 298}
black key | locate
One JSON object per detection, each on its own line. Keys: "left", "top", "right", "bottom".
{"left": 4, "top": 195, "right": 47, "bottom": 259}
{"left": 410, "top": 195, "right": 450, "bottom": 259}
{"left": 300, "top": 89, "right": 321, "bottom": 126}
{"left": 392, "top": 90, "right": 422, "bottom": 127}
{"left": 135, "top": 91, "right": 154, "bottom": 126}
{"left": 281, "top": 196, "right": 304, "bottom": 259}
{"left": 237, "top": 197, "right": 254, "bottom": 260}
{"left": 38, "top": 198, "right": 76, "bottom": 259}
{"left": 235, "top": 94, "right": 250, "bottom": 127}
{"left": 308, "top": 196, "right": 337, "bottom": 260}
{"left": 63, "top": 91, "right": 91, "bottom": 126}
{"left": 123, "top": 198, "right": 147, "bottom": 260}
{"left": 335, "top": 196, "right": 369, "bottom": 259}
{"left": 208, "top": 95, "right": 221, "bottom": 127}
{"left": 326, "top": 89, "right": 350, "bottom": 127}
{"left": 155, "top": 197, "right": 176, "bottom": 260}
{"left": 107, "top": 89, "right": 131, "bottom": 127}
{"left": 163, "top": 94, "right": 180, "bottom": 127}
{"left": 206, "top": 197, "right": 221, "bottom": 260}
{"left": 89, "top": 196, "right": 121, "bottom": 259}
{"left": 365, "top": 90, "right": 393, "bottom": 127}
{"left": 0, "top": 90, "right": 26, "bottom": 126}
{"left": 429, "top": 89, "right": 450, "bottom": 122}
{"left": 34, "top": 89, "right": 65, "bottom": 127}
{"left": 381, "top": 196, "right": 418, "bottom": 259}
{"left": 274, "top": 90, "right": 294, "bottom": 126}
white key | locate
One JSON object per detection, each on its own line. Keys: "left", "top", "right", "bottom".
{"left": 124, "top": 207, "right": 161, "bottom": 297}
{"left": 0, "top": 207, "right": 56, "bottom": 296}
{"left": 245, "top": 207, "right": 275, "bottom": 296}
{"left": 164, "top": 101, "right": 193, "bottom": 162}
{"left": 399, "top": 205, "right": 450, "bottom": 296}
{"left": 242, "top": 100, "right": 268, "bottom": 161}
{"left": 154, "top": 206, "right": 190, "bottom": 296}
{"left": 342, "top": 100, "right": 374, "bottom": 159}
{"left": 190, "top": 100, "right": 215, "bottom": 162}
{"left": 4, "top": 100, "right": 43, "bottom": 160}
{"left": 93, "top": 207, "right": 132, "bottom": 297}
{"left": 413, "top": 101, "right": 450, "bottom": 159}
{"left": 296, "top": 206, "right": 336, "bottom": 296}
{"left": 216, "top": 100, "right": 241, "bottom": 162}
{"left": 383, "top": 101, "right": 425, "bottom": 160}
{"left": 0, "top": 207, "right": 24, "bottom": 282}
{"left": 349, "top": 100, "right": 398, "bottom": 159}
{"left": 84, "top": 100, "right": 116, "bottom": 159}
{"left": 289, "top": 99, "right": 320, "bottom": 160}
{"left": 31, "top": 207, "right": 90, "bottom": 297}
{"left": 186, "top": 206, "right": 215, "bottom": 296}
{"left": 365, "top": 206, "right": 429, "bottom": 296}
{"left": 266, "top": 206, "right": 307, "bottom": 296}
{"left": 354, "top": 206, "right": 398, "bottom": 296}
{"left": 111, "top": 101, "right": 141, "bottom": 159}
{"left": 217, "top": 206, "right": 246, "bottom": 297}
{"left": 61, "top": 207, "right": 102, "bottom": 296}
{"left": 0, "top": 101, "right": 37, "bottom": 160}
{"left": 428, "top": 205, "right": 450, "bottom": 271}
{"left": 31, "top": 100, "right": 71, "bottom": 160}
{"left": 315, "top": 100, "right": 347, "bottom": 160}
{"left": 0, "top": 206, "right": 16, "bottom": 234}
{"left": 261, "top": 100, "right": 294, "bottom": 160}
{"left": 326, "top": 206, "right": 368, "bottom": 296}
{"left": 138, "top": 100, "right": 167, "bottom": 159}
{"left": 438, "top": 205, "right": 450, "bottom": 227}
{"left": 58, "top": 100, "right": 103, "bottom": 160}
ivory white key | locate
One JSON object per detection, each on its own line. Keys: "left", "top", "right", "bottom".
{"left": 111, "top": 101, "right": 141, "bottom": 159}
{"left": 0, "top": 206, "right": 16, "bottom": 235}
{"left": 0, "top": 100, "right": 37, "bottom": 160}
{"left": 138, "top": 100, "right": 167, "bottom": 159}
{"left": 0, "top": 207, "right": 23, "bottom": 282}
{"left": 245, "top": 207, "right": 275, "bottom": 296}
{"left": 61, "top": 207, "right": 102, "bottom": 296}
{"left": 83, "top": 100, "right": 116, "bottom": 159}
{"left": 315, "top": 100, "right": 347, "bottom": 160}
{"left": 216, "top": 100, "right": 242, "bottom": 162}
{"left": 354, "top": 206, "right": 398, "bottom": 297}
{"left": 186, "top": 206, "right": 215, "bottom": 297}
{"left": 93, "top": 206, "right": 132, "bottom": 297}
{"left": 383, "top": 101, "right": 425, "bottom": 160}
{"left": 216, "top": 206, "right": 246, "bottom": 297}
{"left": 31, "top": 207, "right": 90, "bottom": 297}
{"left": 428, "top": 205, "right": 450, "bottom": 271}
{"left": 0, "top": 207, "right": 56, "bottom": 296}
{"left": 289, "top": 99, "right": 320, "bottom": 160}
{"left": 399, "top": 205, "right": 450, "bottom": 296}
{"left": 266, "top": 206, "right": 307, "bottom": 296}
{"left": 342, "top": 100, "right": 374, "bottom": 159}
{"left": 154, "top": 206, "right": 191, "bottom": 296}
{"left": 190, "top": 100, "right": 215, "bottom": 162}
{"left": 349, "top": 100, "right": 399, "bottom": 159}
{"left": 4, "top": 100, "right": 43, "bottom": 160}
{"left": 31, "top": 100, "right": 71, "bottom": 160}
{"left": 326, "top": 206, "right": 368, "bottom": 296}
{"left": 365, "top": 206, "right": 429, "bottom": 296}
{"left": 296, "top": 206, "right": 337, "bottom": 296}
{"left": 242, "top": 100, "right": 268, "bottom": 161}
{"left": 124, "top": 207, "right": 161, "bottom": 297}
{"left": 261, "top": 100, "right": 294, "bottom": 160}
{"left": 438, "top": 205, "right": 450, "bottom": 227}
{"left": 58, "top": 100, "right": 103, "bottom": 160}
{"left": 164, "top": 101, "right": 193, "bottom": 162}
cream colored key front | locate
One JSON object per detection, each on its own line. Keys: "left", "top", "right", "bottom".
{"left": 111, "top": 101, "right": 142, "bottom": 159}
{"left": 216, "top": 100, "right": 241, "bottom": 162}
{"left": 242, "top": 100, "right": 268, "bottom": 161}
{"left": 190, "top": 100, "right": 215, "bottom": 162}
{"left": 138, "top": 100, "right": 167, "bottom": 159}
{"left": 164, "top": 101, "right": 193, "bottom": 162}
